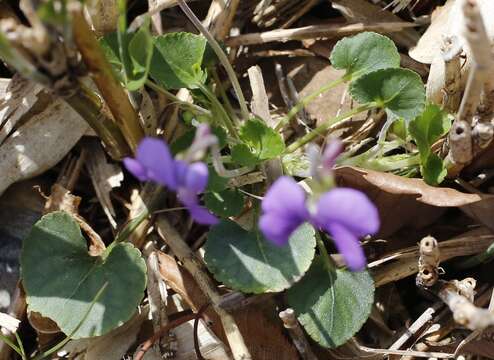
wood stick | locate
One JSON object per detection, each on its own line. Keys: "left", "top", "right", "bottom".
{"left": 70, "top": 3, "right": 144, "bottom": 152}
{"left": 225, "top": 21, "right": 418, "bottom": 47}
{"left": 279, "top": 309, "right": 317, "bottom": 360}
{"left": 155, "top": 216, "right": 252, "bottom": 360}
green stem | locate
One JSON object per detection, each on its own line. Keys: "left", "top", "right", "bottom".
{"left": 315, "top": 232, "right": 335, "bottom": 272}
{"left": 146, "top": 80, "right": 211, "bottom": 116}
{"left": 0, "top": 333, "right": 23, "bottom": 358}
{"left": 199, "top": 84, "right": 239, "bottom": 139}
{"left": 15, "top": 333, "right": 26, "bottom": 360}
{"left": 285, "top": 104, "right": 373, "bottom": 153}
{"left": 275, "top": 75, "right": 349, "bottom": 131}
{"left": 176, "top": 0, "right": 250, "bottom": 121}
{"left": 211, "top": 69, "right": 240, "bottom": 126}
{"left": 456, "top": 242, "right": 494, "bottom": 269}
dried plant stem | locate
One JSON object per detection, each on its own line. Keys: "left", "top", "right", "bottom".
{"left": 65, "top": 83, "right": 130, "bottom": 158}
{"left": 70, "top": 4, "right": 144, "bottom": 152}
{"left": 203, "top": 0, "right": 240, "bottom": 40}
{"left": 176, "top": 0, "right": 250, "bottom": 121}
{"left": 225, "top": 21, "right": 417, "bottom": 47}
{"left": 441, "top": 36, "right": 462, "bottom": 113}
{"left": 155, "top": 216, "right": 252, "bottom": 360}
{"left": 279, "top": 309, "right": 317, "bottom": 360}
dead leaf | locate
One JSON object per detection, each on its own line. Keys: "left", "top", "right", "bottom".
{"left": 85, "top": 138, "right": 122, "bottom": 229}
{"left": 0, "top": 93, "right": 89, "bottom": 196}
{"left": 157, "top": 252, "right": 299, "bottom": 359}
{"left": 335, "top": 166, "right": 494, "bottom": 235}
{"left": 63, "top": 310, "right": 146, "bottom": 360}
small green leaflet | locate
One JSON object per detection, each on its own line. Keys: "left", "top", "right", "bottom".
{"left": 21, "top": 211, "right": 147, "bottom": 338}
{"left": 286, "top": 257, "right": 374, "bottom": 348}
{"left": 350, "top": 68, "right": 426, "bottom": 122}
{"left": 149, "top": 32, "right": 207, "bottom": 89}
{"left": 409, "top": 103, "right": 452, "bottom": 185}
{"left": 99, "top": 21, "right": 154, "bottom": 91}
{"left": 231, "top": 118, "right": 285, "bottom": 166}
{"left": 330, "top": 32, "right": 400, "bottom": 79}
{"left": 204, "top": 221, "right": 316, "bottom": 293}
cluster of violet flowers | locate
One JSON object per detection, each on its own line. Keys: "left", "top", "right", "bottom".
{"left": 124, "top": 125, "right": 380, "bottom": 271}
{"left": 259, "top": 141, "right": 380, "bottom": 271}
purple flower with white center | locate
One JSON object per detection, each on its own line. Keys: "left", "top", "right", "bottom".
{"left": 123, "top": 129, "right": 218, "bottom": 225}
{"left": 259, "top": 177, "right": 379, "bottom": 271}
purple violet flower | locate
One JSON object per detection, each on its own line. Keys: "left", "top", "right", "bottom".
{"left": 259, "top": 176, "right": 379, "bottom": 271}
{"left": 123, "top": 136, "right": 218, "bottom": 225}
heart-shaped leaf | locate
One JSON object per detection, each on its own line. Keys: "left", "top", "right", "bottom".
{"left": 330, "top": 32, "right": 400, "bottom": 79}
{"left": 286, "top": 257, "right": 374, "bottom": 348}
{"left": 204, "top": 221, "right": 316, "bottom": 293}
{"left": 350, "top": 68, "right": 426, "bottom": 122}
{"left": 21, "top": 211, "right": 147, "bottom": 338}
{"left": 149, "top": 32, "right": 207, "bottom": 89}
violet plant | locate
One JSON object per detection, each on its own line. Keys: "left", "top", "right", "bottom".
{"left": 12, "top": 24, "right": 442, "bottom": 352}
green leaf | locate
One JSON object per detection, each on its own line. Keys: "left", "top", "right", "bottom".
{"left": 231, "top": 143, "right": 260, "bottom": 167}
{"left": 409, "top": 103, "right": 452, "bottom": 185}
{"left": 207, "top": 166, "right": 229, "bottom": 193}
{"left": 204, "top": 189, "right": 245, "bottom": 217}
{"left": 330, "top": 32, "right": 400, "bottom": 79}
{"left": 127, "top": 19, "right": 153, "bottom": 90}
{"left": 286, "top": 257, "right": 374, "bottom": 348}
{"left": 21, "top": 212, "right": 147, "bottom": 338}
{"left": 150, "top": 32, "right": 207, "bottom": 89}
{"left": 350, "top": 68, "right": 426, "bottom": 122}
{"left": 231, "top": 118, "right": 285, "bottom": 166}
{"left": 204, "top": 221, "right": 316, "bottom": 293}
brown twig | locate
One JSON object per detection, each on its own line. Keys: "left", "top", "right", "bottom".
{"left": 155, "top": 216, "right": 252, "bottom": 360}
{"left": 279, "top": 308, "right": 317, "bottom": 360}
{"left": 134, "top": 311, "right": 197, "bottom": 360}
{"left": 70, "top": 3, "right": 144, "bottom": 152}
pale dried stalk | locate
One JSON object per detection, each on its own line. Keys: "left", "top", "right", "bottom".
{"left": 281, "top": 0, "right": 320, "bottom": 29}
{"left": 438, "top": 279, "right": 494, "bottom": 330}
{"left": 155, "top": 216, "right": 251, "bottom": 360}
{"left": 203, "top": 0, "right": 240, "bottom": 40}
{"left": 441, "top": 36, "right": 463, "bottom": 113}
{"left": 457, "top": 0, "right": 494, "bottom": 122}
{"left": 370, "top": 228, "right": 494, "bottom": 287}
{"left": 416, "top": 236, "right": 440, "bottom": 287}
{"left": 225, "top": 21, "right": 417, "bottom": 47}
{"left": 388, "top": 304, "right": 442, "bottom": 352}
{"left": 70, "top": 4, "right": 144, "bottom": 152}
{"left": 279, "top": 309, "right": 317, "bottom": 360}
{"left": 248, "top": 66, "right": 282, "bottom": 184}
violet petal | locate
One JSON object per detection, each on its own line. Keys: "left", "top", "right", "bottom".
{"left": 135, "top": 137, "right": 177, "bottom": 188}
{"left": 313, "top": 188, "right": 379, "bottom": 237}
{"left": 259, "top": 212, "right": 304, "bottom": 246}
{"left": 321, "top": 139, "right": 343, "bottom": 170}
{"left": 123, "top": 157, "right": 148, "bottom": 181}
{"left": 185, "top": 162, "right": 209, "bottom": 194}
{"left": 326, "top": 222, "right": 367, "bottom": 271}
{"left": 261, "top": 176, "right": 309, "bottom": 221}
{"left": 187, "top": 204, "right": 219, "bottom": 225}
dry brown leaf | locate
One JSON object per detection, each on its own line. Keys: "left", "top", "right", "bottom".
{"left": 335, "top": 166, "right": 494, "bottom": 235}
{"left": 63, "top": 310, "right": 146, "bottom": 360}
{"left": 330, "top": 0, "right": 420, "bottom": 48}
{"left": 0, "top": 75, "right": 44, "bottom": 145}
{"left": 0, "top": 95, "right": 89, "bottom": 196}
{"left": 157, "top": 252, "right": 299, "bottom": 359}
